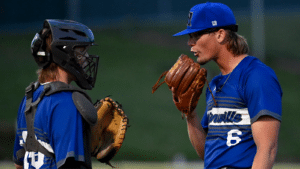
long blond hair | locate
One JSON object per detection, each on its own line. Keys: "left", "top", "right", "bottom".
{"left": 225, "top": 29, "right": 249, "bottom": 56}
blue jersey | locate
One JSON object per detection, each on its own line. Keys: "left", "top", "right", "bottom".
{"left": 13, "top": 84, "right": 90, "bottom": 168}
{"left": 201, "top": 56, "right": 282, "bottom": 169}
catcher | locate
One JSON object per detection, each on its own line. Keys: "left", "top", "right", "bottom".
{"left": 13, "top": 19, "right": 128, "bottom": 169}
{"left": 153, "top": 2, "right": 282, "bottom": 169}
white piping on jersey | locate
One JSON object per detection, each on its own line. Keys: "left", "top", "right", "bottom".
{"left": 38, "top": 139, "right": 54, "bottom": 153}
{"left": 21, "top": 131, "right": 54, "bottom": 153}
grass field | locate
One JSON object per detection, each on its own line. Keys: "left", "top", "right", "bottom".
{"left": 1, "top": 161, "right": 300, "bottom": 169}
{"left": 99, "top": 162, "right": 300, "bottom": 169}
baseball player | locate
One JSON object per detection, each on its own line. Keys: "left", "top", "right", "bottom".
{"left": 13, "top": 19, "right": 99, "bottom": 169}
{"left": 172, "top": 2, "right": 282, "bottom": 169}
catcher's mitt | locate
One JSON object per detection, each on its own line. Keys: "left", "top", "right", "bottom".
{"left": 91, "top": 97, "right": 129, "bottom": 167}
{"left": 152, "top": 54, "right": 215, "bottom": 118}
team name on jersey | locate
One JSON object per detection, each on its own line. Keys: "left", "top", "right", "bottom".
{"left": 208, "top": 111, "right": 242, "bottom": 123}
{"left": 208, "top": 108, "right": 251, "bottom": 126}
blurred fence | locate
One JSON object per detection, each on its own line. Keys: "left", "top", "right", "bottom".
{"left": 1, "top": 0, "right": 300, "bottom": 34}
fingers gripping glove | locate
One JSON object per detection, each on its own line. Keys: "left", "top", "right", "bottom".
{"left": 152, "top": 54, "right": 212, "bottom": 118}
{"left": 91, "top": 97, "right": 129, "bottom": 167}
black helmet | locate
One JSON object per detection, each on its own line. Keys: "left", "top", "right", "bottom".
{"left": 31, "top": 19, "right": 99, "bottom": 90}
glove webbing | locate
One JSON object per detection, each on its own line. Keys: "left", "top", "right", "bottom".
{"left": 152, "top": 71, "right": 217, "bottom": 107}
{"left": 152, "top": 71, "right": 168, "bottom": 94}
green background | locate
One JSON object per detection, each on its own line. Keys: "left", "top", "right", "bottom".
{"left": 1, "top": 14, "right": 300, "bottom": 165}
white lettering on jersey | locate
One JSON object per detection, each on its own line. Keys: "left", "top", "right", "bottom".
{"left": 24, "top": 151, "right": 45, "bottom": 169}
{"left": 227, "top": 129, "right": 242, "bottom": 146}
{"left": 207, "top": 108, "right": 251, "bottom": 147}
{"left": 207, "top": 108, "right": 251, "bottom": 126}
{"left": 21, "top": 131, "right": 54, "bottom": 168}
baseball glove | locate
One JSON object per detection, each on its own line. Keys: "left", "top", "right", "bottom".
{"left": 152, "top": 54, "right": 212, "bottom": 118}
{"left": 91, "top": 97, "right": 129, "bottom": 167}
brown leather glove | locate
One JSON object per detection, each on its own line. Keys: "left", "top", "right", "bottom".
{"left": 152, "top": 54, "right": 207, "bottom": 118}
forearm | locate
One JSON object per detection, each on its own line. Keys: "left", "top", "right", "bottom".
{"left": 186, "top": 111, "right": 206, "bottom": 159}
{"left": 251, "top": 116, "right": 280, "bottom": 169}
{"left": 252, "top": 145, "right": 277, "bottom": 169}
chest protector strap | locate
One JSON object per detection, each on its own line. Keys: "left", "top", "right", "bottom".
{"left": 24, "top": 81, "right": 97, "bottom": 158}
{"left": 24, "top": 81, "right": 54, "bottom": 158}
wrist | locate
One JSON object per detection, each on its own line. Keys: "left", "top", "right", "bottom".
{"left": 185, "top": 110, "right": 198, "bottom": 121}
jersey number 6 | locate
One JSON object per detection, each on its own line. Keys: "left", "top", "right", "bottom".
{"left": 226, "top": 129, "right": 242, "bottom": 147}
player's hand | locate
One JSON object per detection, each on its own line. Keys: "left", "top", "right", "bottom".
{"left": 14, "top": 164, "right": 23, "bottom": 169}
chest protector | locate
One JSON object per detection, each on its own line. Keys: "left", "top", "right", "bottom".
{"left": 24, "top": 81, "right": 97, "bottom": 158}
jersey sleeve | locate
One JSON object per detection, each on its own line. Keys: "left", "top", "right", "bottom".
{"left": 201, "top": 87, "right": 213, "bottom": 130}
{"left": 48, "top": 93, "right": 86, "bottom": 168}
{"left": 201, "top": 106, "right": 208, "bottom": 130}
{"left": 13, "top": 97, "right": 26, "bottom": 166}
{"left": 243, "top": 66, "right": 282, "bottom": 123}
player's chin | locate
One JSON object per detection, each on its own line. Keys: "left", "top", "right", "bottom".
{"left": 196, "top": 57, "right": 207, "bottom": 65}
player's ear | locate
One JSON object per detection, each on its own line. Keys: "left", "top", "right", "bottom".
{"left": 215, "top": 29, "right": 226, "bottom": 44}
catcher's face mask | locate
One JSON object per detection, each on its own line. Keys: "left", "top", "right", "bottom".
{"left": 33, "top": 19, "right": 100, "bottom": 90}
{"left": 73, "top": 46, "right": 99, "bottom": 89}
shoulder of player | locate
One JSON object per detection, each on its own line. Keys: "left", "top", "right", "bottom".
{"left": 242, "top": 56, "right": 276, "bottom": 79}
{"left": 43, "top": 91, "right": 75, "bottom": 106}
{"left": 40, "top": 92, "right": 79, "bottom": 119}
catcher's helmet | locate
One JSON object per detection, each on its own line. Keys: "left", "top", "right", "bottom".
{"left": 31, "top": 19, "right": 99, "bottom": 90}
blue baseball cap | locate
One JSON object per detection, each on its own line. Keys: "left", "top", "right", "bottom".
{"left": 173, "top": 2, "right": 238, "bottom": 36}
